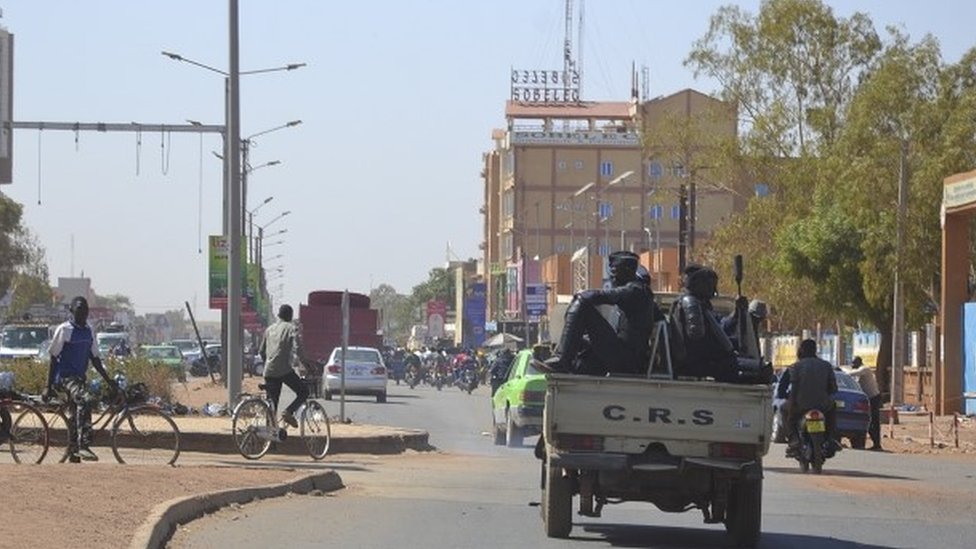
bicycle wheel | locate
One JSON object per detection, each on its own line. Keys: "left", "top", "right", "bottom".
{"left": 9, "top": 403, "right": 50, "bottom": 464}
{"left": 111, "top": 407, "right": 181, "bottom": 465}
{"left": 301, "top": 399, "right": 331, "bottom": 460}
{"left": 43, "top": 410, "right": 72, "bottom": 463}
{"left": 232, "top": 398, "right": 273, "bottom": 460}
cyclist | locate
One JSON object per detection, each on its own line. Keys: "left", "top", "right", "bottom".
{"left": 258, "top": 304, "right": 309, "bottom": 429}
{"left": 45, "top": 296, "right": 119, "bottom": 463}
{"left": 0, "top": 371, "right": 12, "bottom": 444}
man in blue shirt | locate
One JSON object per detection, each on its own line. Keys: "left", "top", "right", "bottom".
{"left": 46, "top": 296, "right": 118, "bottom": 462}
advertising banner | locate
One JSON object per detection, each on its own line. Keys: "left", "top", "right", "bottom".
{"left": 525, "top": 283, "right": 548, "bottom": 321}
{"left": 463, "top": 282, "right": 487, "bottom": 348}
{"left": 427, "top": 300, "right": 447, "bottom": 340}
{"left": 208, "top": 235, "right": 228, "bottom": 309}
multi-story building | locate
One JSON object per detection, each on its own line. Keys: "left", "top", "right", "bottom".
{"left": 482, "top": 88, "right": 742, "bottom": 325}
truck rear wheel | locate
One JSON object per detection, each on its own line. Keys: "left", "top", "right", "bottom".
{"left": 725, "top": 478, "right": 762, "bottom": 548}
{"left": 543, "top": 462, "right": 572, "bottom": 538}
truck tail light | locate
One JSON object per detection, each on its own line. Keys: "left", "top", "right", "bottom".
{"left": 327, "top": 365, "right": 341, "bottom": 374}
{"left": 853, "top": 399, "right": 869, "bottom": 413}
{"left": 521, "top": 390, "right": 545, "bottom": 404}
{"left": 708, "top": 443, "right": 757, "bottom": 459}
{"left": 555, "top": 434, "right": 604, "bottom": 452}
{"left": 371, "top": 366, "right": 386, "bottom": 376}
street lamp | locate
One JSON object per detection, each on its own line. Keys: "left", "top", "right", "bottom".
{"left": 574, "top": 182, "right": 596, "bottom": 252}
{"left": 261, "top": 239, "right": 285, "bottom": 248}
{"left": 161, "top": 47, "right": 305, "bottom": 404}
{"left": 261, "top": 210, "right": 291, "bottom": 230}
{"left": 606, "top": 171, "right": 635, "bottom": 252}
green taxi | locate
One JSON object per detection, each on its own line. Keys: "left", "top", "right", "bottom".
{"left": 491, "top": 348, "right": 546, "bottom": 447}
{"left": 141, "top": 345, "right": 187, "bottom": 381}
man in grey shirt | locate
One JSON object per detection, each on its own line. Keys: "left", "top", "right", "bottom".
{"left": 259, "top": 304, "right": 308, "bottom": 428}
{"left": 784, "top": 339, "right": 838, "bottom": 454}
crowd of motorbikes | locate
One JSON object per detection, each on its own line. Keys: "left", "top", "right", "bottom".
{"left": 385, "top": 348, "right": 493, "bottom": 394}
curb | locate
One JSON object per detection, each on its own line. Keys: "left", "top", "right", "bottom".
{"left": 48, "top": 427, "right": 433, "bottom": 456}
{"left": 129, "top": 470, "right": 344, "bottom": 549}
{"left": 176, "top": 429, "right": 433, "bottom": 455}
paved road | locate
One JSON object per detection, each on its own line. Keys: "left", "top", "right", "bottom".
{"left": 170, "top": 382, "right": 976, "bottom": 549}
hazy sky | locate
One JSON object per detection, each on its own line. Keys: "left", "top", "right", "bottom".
{"left": 1, "top": 1, "right": 972, "bottom": 321}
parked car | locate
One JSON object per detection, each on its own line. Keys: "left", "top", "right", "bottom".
{"left": 491, "top": 348, "right": 546, "bottom": 447}
{"left": 169, "top": 339, "right": 204, "bottom": 364}
{"left": 772, "top": 369, "right": 870, "bottom": 448}
{"left": 140, "top": 344, "right": 187, "bottom": 381}
{"left": 323, "top": 346, "right": 387, "bottom": 403}
{"left": 190, "top": 344, "right": 222, "bottom": 378}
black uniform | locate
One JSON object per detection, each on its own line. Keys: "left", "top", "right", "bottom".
{"left": 549, "top": 252, "right": 655, "bottom": 376}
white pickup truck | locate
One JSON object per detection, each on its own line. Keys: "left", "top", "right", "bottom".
{"left": 540, "top": 286, "right": 772, "bottom": 547}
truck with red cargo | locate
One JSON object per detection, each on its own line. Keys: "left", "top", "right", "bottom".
{"left": 299, "top": 291, "right": 382, "bottom": 363}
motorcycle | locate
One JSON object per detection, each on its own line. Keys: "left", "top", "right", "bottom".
{"left": 455, "top": 364, "right": 479, "bottom": 394}
{"left": 794, "top": 408, "right": 833, "bottom": 474}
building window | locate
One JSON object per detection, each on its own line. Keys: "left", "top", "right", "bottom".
{"left": 649, "top": 204, "right": 663, "bottom": 220}
{"left": 574, "top": 159, "right": 584, "bottom": 170}
{"left": 671, "top": 163, "right": 685, "bottom": 178}
{"left": 598, "top": 242, "right": 610, "bottom": 257}
{"left": 505, "top": 151, "right": 515, "bottom": 176}
{"left": 755, "top": 183, "right": 770, "bottom": 197}
{"left": 648, "top": 161, "right": 663, "bottom": 179}
{"left": 557, "top": 160, "right": 567, "bottom": 171}
{"left": 503, "top": 190, "right": 515, "bottom": 218}
{"left": 600, "top": 160, "right": 614, "bottom": 178}
{"left": 670, "top": 204, "right": 680, "bottom": 219}
{"left": 555, "top": 243, "right": 566, "bottom": 253}
{"left": 598, "top": 201, "right": 613, "bottom": 221}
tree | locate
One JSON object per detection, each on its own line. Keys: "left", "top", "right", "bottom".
{"left": 686, "top": 0, "right": 881, "bottom": 157}
{"left": 0, "top": 195, "right": 29, "bottom": 301}
{"left": 410, "top": 268, "right": 454, "bottom": 307}
{"left": 369, "top": 283, "right": 412, "bottom": 343}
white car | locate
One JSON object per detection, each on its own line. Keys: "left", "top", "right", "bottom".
{"left": 323, "top": 346, "right": 388, "bottom": 403}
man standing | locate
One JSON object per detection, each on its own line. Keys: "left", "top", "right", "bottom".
{"left": 46, "top": 296, "right": 118, "bottom": 463}
{"left": 784, "top": 339, "right": 839, "bottom": 456}
{"left": 543, "top": 251, "right": 655, "bottom": 376}
{"left": 847, "top": 356, "right": 882, "bottom": 450}
{"left": 259, "top": 304, "right": 309, "bottom": 429}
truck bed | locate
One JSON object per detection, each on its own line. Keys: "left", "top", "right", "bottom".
{"left": 544, "top": 374, "right": 772, "bottom": 461}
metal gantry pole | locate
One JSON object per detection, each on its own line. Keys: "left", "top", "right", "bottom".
{"left": 226, "top": 0, "right": 243, "bottom": 406}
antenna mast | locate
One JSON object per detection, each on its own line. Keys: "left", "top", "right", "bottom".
{"left": 577, "top": 0, "right": 584, "bottom": 100}
{"left": 563, "top": 0, "right": 575, "bottom": 100}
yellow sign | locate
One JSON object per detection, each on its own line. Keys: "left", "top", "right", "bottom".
{"left": 945, "top": 176, "right": 976, "bottom": 210}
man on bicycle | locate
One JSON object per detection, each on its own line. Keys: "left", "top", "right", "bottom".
{"left": 259, "top": 304, "right": 309, "bottom": 429}
{"left": 45, "top": 296, "right": 119, "bottom": 462}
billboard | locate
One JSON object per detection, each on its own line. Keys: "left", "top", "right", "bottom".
{"left": 426, "top": 300, "right": 447, "bottom": 339}
{"left": 525, "top": 283, "right": 548, "bottom": 321}
{"left": 463, "top": 282, "right": 487, "bottom": 348}
{"left": 208, "top": 236, "right": 228, "bottom": 309}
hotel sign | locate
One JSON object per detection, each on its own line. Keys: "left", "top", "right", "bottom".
{"left": 511, "top": 68, "right": 580, "bottom": 103}
{"left": 945, "top": 175, "right": 976, "bottom": 210}
{"left": 510, "top": 130, "right": 639, "bottom": 148}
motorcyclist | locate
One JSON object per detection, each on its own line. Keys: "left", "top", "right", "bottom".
{"left": 782, "top": 338, "right": 839, "bottom": 457}
{"left": 542, "top": 251, "right": 655, "bottom": 376}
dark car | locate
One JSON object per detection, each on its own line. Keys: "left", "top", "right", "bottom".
{"left": 772, "top": 369, "right": 870, "bottom": 448}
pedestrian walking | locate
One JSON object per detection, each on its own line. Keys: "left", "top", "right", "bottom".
{"left": 847, "top": 356, "right": 882, "bottom": 450}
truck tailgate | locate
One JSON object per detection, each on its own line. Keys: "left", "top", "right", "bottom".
{"left": 544, "top": 374, "right": 772, "bottom": 457}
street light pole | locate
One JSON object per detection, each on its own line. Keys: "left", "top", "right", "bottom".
{"left": 227, "top": 0, "right": 243, "bottom": 403}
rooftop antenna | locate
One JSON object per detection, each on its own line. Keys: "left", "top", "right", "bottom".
{"left": 577, "top": 0, "right": 585, "bottom": 101}
{"left": 563, "top": 0, "right": 575, "bottom": 101}
{"left": 641, "top": 65, "right": 650, "bottom": 102}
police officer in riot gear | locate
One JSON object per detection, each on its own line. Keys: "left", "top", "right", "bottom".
{"left": 543, "top": 251, "right": 655, "bottom": 376}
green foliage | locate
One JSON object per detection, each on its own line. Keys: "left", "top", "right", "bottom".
{"left": 369, "top": 283, "right": 413, "bottom": 344}
{"left": 0, "top": 356, "right": 176, "bottom": 403}
{"left": 0, "top": 195, "right": 29, "bottom": 300}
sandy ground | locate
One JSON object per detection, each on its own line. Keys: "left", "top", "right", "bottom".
{"left": 4, "top": 377, "right": 976, "bottom": 549}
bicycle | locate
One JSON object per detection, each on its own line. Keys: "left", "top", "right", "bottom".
{"left": 41, "top": 382, "right": 181, "bottom": 465}
{"left": 0, "top": 390, "right": 50, "bottom": 464}
{"left": 231, "top": 381, "right": 331, "bottom": 461}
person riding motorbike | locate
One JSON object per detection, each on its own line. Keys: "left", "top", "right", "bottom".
{"left": 542, "top": 251, "right": 655, "bottom": 376}
{"left": 782, "top": 338, "right": 839, "bottom": 457}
